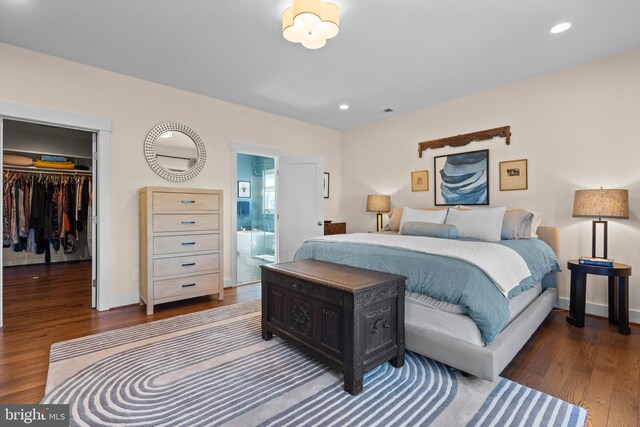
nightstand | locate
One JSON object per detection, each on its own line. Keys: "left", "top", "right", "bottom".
{"left": 324, "top": 222, "right": 346, "bottom": 235}
{"left": 566, "top": 260, "right": 632, "bottom": 335}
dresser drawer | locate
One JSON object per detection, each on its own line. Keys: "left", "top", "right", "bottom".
{"left": 154, "top": 233, "right": 220, "bottom": 255}
{"left": 154, "top": 273, "right": 220, "bottom": 299}
{"left": 153, "top": 214, "right": 219, "bottom": 233}
{"left": 154, "top": 253, "right": 220, "bottom": 277}
{"left": 153, "top": 192, "right": 220, "bottom": 212}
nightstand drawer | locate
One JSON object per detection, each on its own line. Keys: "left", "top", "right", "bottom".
{"left": 153, "top": 192, "right": 220, "bottom": 212}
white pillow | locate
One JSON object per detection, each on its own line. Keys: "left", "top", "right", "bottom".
{"left": 528, "top": 211, "right": 543, "bottom": 238}
{"left": 445, "top": 207, "right": 507, "bottom": 242}
{"left": 399, "top": 207, "right": 448, "bottom": 233}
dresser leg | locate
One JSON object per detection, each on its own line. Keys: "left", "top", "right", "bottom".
{"left": 217, "top": 292, "right": 224, "bottom": 301}
{"left": 146, "top": 304, "right": 154, "bottom": 315}
{"left": 617, "top": 277, "right": 631, "bottom": 335}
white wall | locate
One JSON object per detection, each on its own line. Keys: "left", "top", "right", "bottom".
{"left": 342, "top": 49, "right": 640, "bottom": 316}
{"left": 0, "top": 42, "right": 342, "bottom": 306}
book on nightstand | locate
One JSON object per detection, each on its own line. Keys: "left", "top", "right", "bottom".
{"left": 579, "top": 256, "right": 614, "bottom": 267}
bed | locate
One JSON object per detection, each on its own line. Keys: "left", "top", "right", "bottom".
{"left": 293, "top": 225, "right": 560, "bottom": 381}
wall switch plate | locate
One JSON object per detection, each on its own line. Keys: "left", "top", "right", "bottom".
{"left": 132, "top": 269, "right": 140, "bottom": 281}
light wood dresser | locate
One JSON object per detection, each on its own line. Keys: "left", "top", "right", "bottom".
{"left": 139, "top": 187, "right": 223, "bottom": 315}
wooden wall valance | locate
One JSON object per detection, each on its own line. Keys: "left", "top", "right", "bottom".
{"left": 418, "top": 126, "right": 511, "bottom": 158}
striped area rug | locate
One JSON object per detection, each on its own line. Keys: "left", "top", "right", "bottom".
{"left": 42, "top": 300, "right": 586, "bottom": 427}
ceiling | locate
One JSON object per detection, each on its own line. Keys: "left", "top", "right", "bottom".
{"left": 1, "top": 0, "right": 639, "bottom": 130}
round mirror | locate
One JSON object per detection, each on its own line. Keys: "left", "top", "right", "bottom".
{"left": 144, "top": 122, "right": 206, "bottom": 181}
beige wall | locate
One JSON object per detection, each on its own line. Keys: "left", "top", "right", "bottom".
{"left": 342, "top": 49, "right": 640, "bottom": 317}
{"left": 0, "top": 42, "right": 342, "bottom": 306}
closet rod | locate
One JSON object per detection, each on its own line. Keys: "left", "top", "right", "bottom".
{"left": 2, "top": 166, "right": 92, "bottom": 177}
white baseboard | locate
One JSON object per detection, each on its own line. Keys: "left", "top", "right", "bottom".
{"left": 109, "top": 293, "right": 140, "bottom": 308}
{"left": 557, "top": 297, "right": 640, "bottom": 324}
{"left": 224, "top": 278, "right": 234, "bottom": 288}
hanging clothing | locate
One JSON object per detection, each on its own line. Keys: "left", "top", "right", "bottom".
{"left": 2, "top": 171, "right": 92, "bottom": 262}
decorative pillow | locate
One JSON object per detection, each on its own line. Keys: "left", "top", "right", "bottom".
{"left": 399, "top": 207, "right": 448, "bottom": 233}
{"left": 528, "top": 211, "right": 543, "bottom": 237}
{"left": 445, "top": 207, "right": 507, "bottom": 242}
{"left": 384, "top": 207, "right": 404, "bottom": 231}
{"left": 3, "top": 154, "right": 33, "bottom": 166}
{"left": 501, "top": 209, "right": 543, "bottom": 239}
{"left": 384, "top": 206, "right": 448, "bottom": 231}
{"left": 501, "top": 209, "right": 534, "bottom": 239}
{"left": 402, "top": 222, "right": 458, "bottom": 239}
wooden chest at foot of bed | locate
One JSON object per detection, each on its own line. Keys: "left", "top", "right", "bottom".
{"left": 261, "top": 260, "right": 406, "bottom": 395}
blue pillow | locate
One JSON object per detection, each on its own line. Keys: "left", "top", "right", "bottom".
{"left": 401, "top": 222, "right": 458, "bottom": 239}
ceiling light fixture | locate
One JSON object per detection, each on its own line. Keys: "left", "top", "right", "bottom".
{"left": 339, "top": 104, "right": 349, "bottom": 110}
{"left": 550, "top": 22, "right": 572, "bottom": 34}
{"left": 282, "top": 0, "right": 340, "bottom": 49}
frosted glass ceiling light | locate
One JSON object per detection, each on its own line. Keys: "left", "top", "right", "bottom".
{"left": 283, "top": 0, "right": 340, "bottom": 49}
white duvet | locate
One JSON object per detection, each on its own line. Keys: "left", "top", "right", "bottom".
{"left": 307, "top": 233, "right": 532, "bottom": 296}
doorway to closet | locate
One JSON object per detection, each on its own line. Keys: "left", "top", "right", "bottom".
{"left": 1, "top": 119, "right": 97, "bottom": 327}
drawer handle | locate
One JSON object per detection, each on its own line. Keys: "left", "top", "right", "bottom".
{"left": 182, "top": 283, "right": 196, "bottom": 288}
{"left": 292, "top": 282, "right": 300, "bottom": 289}
{"left": 371, "top": 318, "right": 390, "bottom": 335}
{"left": 182, "top": 262, "right": 196, "bottom": 267}
{"left": 181, "top": 200, "right": 195, "bottom": 204}
{"left": 181, "top": 242, "right": 196, "bottom": 246}
{"left": 181, "top": 221, "right": 196, "bottom": 225}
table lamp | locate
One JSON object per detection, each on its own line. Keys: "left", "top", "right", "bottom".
{"left": 572, "top": 188, "right": 629, "bottom": 259}
{"left": 366, "top": 195, "right": 391, "bottom": 232}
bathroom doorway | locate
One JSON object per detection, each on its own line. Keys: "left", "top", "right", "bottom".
{"left": 235, "top": 153, "right": 276, "bottom": 285}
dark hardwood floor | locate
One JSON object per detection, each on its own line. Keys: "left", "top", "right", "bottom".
{"left": 1, "top": 261, "right": 638, "bottom": 426}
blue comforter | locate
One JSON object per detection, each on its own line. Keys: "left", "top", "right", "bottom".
{"left": 294, "top": 237, "right": 560, "bottom": 344}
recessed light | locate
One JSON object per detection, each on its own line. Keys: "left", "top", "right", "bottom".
{"left": 339, "top": 104, "right": 349, "bottom": 110}
{"left": 550, "top": 22, "right": 571, "bottom": 34}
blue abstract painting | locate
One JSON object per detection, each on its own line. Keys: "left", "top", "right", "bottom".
{"left": 434, "top": 149, "right": 489, "bottom": 206}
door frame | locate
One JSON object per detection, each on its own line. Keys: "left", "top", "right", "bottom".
{"left": 230, "top": 141, "right": 283, "bottom": 287}
{"left": 0, "top": 100, "right": 111, "bottom": 327}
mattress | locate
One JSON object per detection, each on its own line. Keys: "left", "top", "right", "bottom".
{"left": 405, "top": 282, "right": 543, "bottom": 347}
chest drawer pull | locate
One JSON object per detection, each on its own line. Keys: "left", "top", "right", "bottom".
{"left": 181, "top": 242, "right": 196, "bottom": 246}
{"left": 181, "top": 200, "right": 195, "bottom": 204}
{"left": 182, "top": 262, "right": 196, "bottom": 267}
{"left": 371, "top": 318, "right": 390, "bottom": 335}
{"left": 182, "top": 283, "right": 196, "bottom": 288}
{"left": 181, "top": 220, "right": 196, "bottom": 225}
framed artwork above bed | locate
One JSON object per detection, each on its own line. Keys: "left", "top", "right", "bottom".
{"left": 434, "top": 149, "right": 489, "bottom": 206}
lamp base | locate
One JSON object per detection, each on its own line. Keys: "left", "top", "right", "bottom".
{"left": 592, "top": 219, "right": 608, "bottom": 259}
{"left": 376, "top": 212, "right": 383, "bottom": 233}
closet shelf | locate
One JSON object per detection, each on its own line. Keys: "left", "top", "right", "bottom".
{"left": 3, "top": 165, "right": 92, "bottom": 176}
{"left": 3, "top": 148, "right": 92, "bottom": 160}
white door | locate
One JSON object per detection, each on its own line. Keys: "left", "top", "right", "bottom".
{"left": 278, "top": 156, "right": 324, "bottom": 262}
{"left": 91, "top": 133, "right": 97, "bottom": 308}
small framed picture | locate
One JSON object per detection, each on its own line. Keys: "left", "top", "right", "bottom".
{"left": 238, "top": 181, "right": 251, "bottom": 198}
{"left": 434, "top": 149, "right": 489, "bottom": 206}
{"left": 323, "top": 172, "right": 330, "bottom": 199}
{"left": 499, "top": 159, "right": 528, "bottom": 191}
{"left": 411, "top": 170, "right": 429, "bottom": 192}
